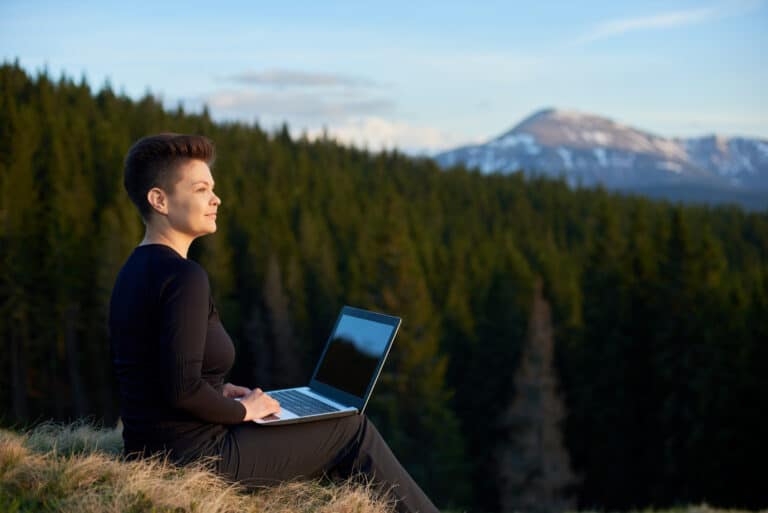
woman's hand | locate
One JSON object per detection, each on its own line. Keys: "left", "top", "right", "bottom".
{"left": 239, "top": 388, "right": 281, "bottom": 422}
{"left": 223, "top": 382, "right": 251, "bottom": 399}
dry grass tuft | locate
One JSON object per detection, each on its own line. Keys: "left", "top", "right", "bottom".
{"left": 23, "top": 419, "right": 123, "bottom": 456}
{"left": 245, "top": 478, "right": 397, "bottom": 513}
{"left": 0, "top": 422, "right": 395, "bottom": 513}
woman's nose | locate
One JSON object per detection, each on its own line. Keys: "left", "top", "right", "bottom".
{"left": 212, "top": 192, "right": 222, "bottom": 206}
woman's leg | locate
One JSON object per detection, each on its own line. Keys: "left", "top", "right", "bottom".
{"left": 216, "top": 414, "right": 439, "bottom": 513}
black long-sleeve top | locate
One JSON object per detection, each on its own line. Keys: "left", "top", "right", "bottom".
{"left": 109, "top": 244, "right": 246, "bottom": 463}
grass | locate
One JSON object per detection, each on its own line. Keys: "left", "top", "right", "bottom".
{"left": 1, "top": 421, "right": 763, "bottom": 513}
{"left": 0, "top": 420, "right": 396, "bottom": 513}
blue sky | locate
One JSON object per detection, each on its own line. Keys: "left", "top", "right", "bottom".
{"left": 2, "top": 0, "right": 766, "bottom": 153}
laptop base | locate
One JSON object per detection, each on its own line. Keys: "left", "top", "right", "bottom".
{"left": 246, "top": 386, "right": 358, "bottom": 426}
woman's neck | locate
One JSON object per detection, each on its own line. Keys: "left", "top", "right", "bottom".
{"left": 139, "top": 228, "right": 193, "bottom": 259}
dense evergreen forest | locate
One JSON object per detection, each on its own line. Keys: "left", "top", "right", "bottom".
{"left": 1, "top": 61, "right": 767, "bottom": 512}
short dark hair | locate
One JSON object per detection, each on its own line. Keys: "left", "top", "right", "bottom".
{"left": 123, "top": 133, "right": 216, "bottom": 221}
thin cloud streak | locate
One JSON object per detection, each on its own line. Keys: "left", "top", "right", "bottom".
{"left": 223, "top": 69, "right": 380, "bottom": 89}
{"left": 577, "top": 0, "right": 765, "bottom": 43}
{"left": 580, "top": 8, "right": 717, "bottom": 42}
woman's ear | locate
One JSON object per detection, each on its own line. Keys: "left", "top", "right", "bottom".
{"left": 146, "top": 187, "right": 169, "bottom": 215}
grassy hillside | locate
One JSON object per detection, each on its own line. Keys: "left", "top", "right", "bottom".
{"left": 0, "top": 421, "right": 394, "bottom": 513}
{"left": 0, "top": 422, "right": 763, "bottom": 513}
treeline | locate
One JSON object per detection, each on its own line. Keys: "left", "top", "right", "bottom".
{"left": 1, "top": 60, "right": 767, "bottom": 512}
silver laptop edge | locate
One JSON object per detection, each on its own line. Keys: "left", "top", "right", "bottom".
{"left": 357, "top": 318, "right": 400, "bottom": 414}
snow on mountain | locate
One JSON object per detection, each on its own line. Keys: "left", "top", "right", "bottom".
{"left": 434, "top": 108, "right": 768, "bottom": 195}
{"left": 683, "top": 135, "right": 768, "bottom": 187}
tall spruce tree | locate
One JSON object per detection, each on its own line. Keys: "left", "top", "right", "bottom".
{"left": 260, "top": 253, "right": 303, "bottom": 389}
{"left": 497, "top": 278, "right": 576, "bottom": 513}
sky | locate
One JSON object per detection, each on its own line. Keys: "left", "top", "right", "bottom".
{"left": 1, "top": 0, "right": 766, "bottom": 154}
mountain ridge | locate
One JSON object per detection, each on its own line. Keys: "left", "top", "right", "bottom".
{"left": 434, "top": 108, "right": 768, "bottom": 209}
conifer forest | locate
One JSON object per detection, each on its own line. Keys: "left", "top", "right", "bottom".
{"left": 1, "top": 62, "right": 767, "bottom": 512}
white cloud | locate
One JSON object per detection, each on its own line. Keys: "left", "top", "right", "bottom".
{"left": 299, "top": 116, "right": 479, "bottom": 155}
{"left": 201, "top": 88, "right": 394, "bottom": 122}
{"left": 577, "top": 0, "right": 765, "bottom": 43}
{"left": 191, "top": 87, "right": 475, "bottom": 154}
{"left": 199, "top": 66, "right": 395, "bottom": 127}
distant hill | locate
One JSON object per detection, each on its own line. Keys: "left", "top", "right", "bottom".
{"left": 434, "top": 108, "right": 768, "bottom": 210}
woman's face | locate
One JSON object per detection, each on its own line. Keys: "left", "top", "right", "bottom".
{"left": 164, "top": 159, "right": 221, "bottom": 238}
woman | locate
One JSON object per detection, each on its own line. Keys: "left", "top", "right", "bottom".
{"left": 108, "top": 133, "right": 439, "bottom": 513}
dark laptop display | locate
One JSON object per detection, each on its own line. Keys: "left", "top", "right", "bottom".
{"left": 314, "top": 314, "right": 395, "bottom": 397}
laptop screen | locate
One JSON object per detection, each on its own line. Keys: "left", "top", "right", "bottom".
{"left": 313, "top": 312, "right": 395, "bottom": 398}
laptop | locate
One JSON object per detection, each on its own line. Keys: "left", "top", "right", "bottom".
{"left": 244, "top": 305, "right": 401, "bottom": 426}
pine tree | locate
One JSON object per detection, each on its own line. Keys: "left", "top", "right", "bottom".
{"left": 0, "top": 62, "right": 43, "bottom": 422}
{"left": 259, "top": 253, "right": 303, "bottom": 389}
{"left": 497, "top": 278, "right": 576, "bottom": 513}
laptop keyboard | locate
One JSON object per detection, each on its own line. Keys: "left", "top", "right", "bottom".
{"left": 269, "top": 389, "right": 340, "bottom": 416}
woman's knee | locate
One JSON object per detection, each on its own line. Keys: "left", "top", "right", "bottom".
{"left": 341, "top": 414, "right": 386, "bottom": 457}
{"left": 333, "top": 413, "right": 367, "bottom": 438}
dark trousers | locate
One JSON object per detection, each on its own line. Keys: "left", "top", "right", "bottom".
{"left": 215, "top": 414, "right": 439, "bottom": 513}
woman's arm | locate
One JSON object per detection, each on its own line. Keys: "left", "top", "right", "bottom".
{"left": 158, "top": 263, "right": 247, "bottom": 423}
{"left": 222, "top": 382, "right": 250, "bottom": 398}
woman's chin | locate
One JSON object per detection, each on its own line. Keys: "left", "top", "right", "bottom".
{"left": 191, "top": 226, "right": 217, "bottom": 237}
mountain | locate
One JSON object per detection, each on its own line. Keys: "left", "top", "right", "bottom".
{"left": 434, "top": 109, "right": 768, "bottom": 209}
